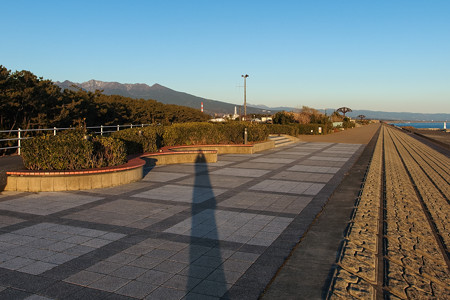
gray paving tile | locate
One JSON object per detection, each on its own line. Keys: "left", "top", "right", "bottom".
{"left": 309, "top": 155, "right": 348, "bottom": 162}
{"left": 231, "top": 161, "right": 285, "bottom": 170}
{"left": 110, "top": 265, "right": 148, "bottom": 280}
{"left": 137, "top": 269, "right": 174, "bottom": 285}
{"left": 133, "top": 185, "right": 227, "bottom": 203}
{"left": 190, "top": 280, "right": 231, "bottom": 298}
{"left": 210, "top": 167, "right": 269, "bottom": 178}
{"left": 271, "top": 171, "right": 333, "bottom": 183}
{"left": 183, "top": 292, "right": 220, "bottom": 300}
{"left": 175, "top": 174, "right": 253, "bottom": 188}
{"left": 81, "top": 238, "right": 112, "bottom": 248}
{"left": 116, "top": 280, "right": 157, "bottom": 298}
{"left": 64, "top": 270, "right": 106, "bottom": 286}
{"left": 65, "top": 199, "right": 185, "bottom": 227}
{"left": 206, "top": 268, "right": 243, "bottom": 284}
{"left": 0, "top": 193, "right": 102, "bottom": 215}
{"left": 250, "top": 179, "right": 325, "bottom": 196}
{"left": 228, "top": 252, "right": 260, "bottom": 262}
{"left": 298, "top": 159, "right": 345, "bottom": 167}
{"left": 41, "top": 252, "right": 77, "bottom": 264}
{"left": 142, "top": 171, "right": 189, "bottom": 182}
{"left": 154, "top": 260, "right": 188, "bottom": 274}
{"left": 0, "top": 252, "right": 16, "bottom": 263}
{"left": 46, "top": 241, "right": 75, "bottom": 252}
{"left": 63, "top": 244, "right": 96, "bottom": 256}
{"left": 179, "top": 265, "right": 215, "bottom": 279}
{"left": 151, "top": 164, "right": 214, "bottom": 174}
{"left": 220, "top": 259, "right": 252, "bottom": 273}
{"left": 24, "top": 295, "right": 53, "bottom": 300}
{"left": 86, "top": 181, "right": 153, "bottom": 195}
{"left": 0, "top": 256, "right": 35, "bottom": 270}
{"left": 192, "top": 256, "right": 224, "bottom": 269}
{"left": 288, "top": 164, "right": 340, "bottom": 174}
{"left": 146, "top": 248, "right": 178, "bottom": 260}
{"left": 86, "top": 261, "right": 123, "bottom": 274}
{"left": 18, "top": 261, "right": 57, "bottom": 275}
{"left": 105, "top": 252, "right": 139, "bottom": 265}
{"left": 145, "top": 286, "right": 186, "bottom": 300}
{"left": 163, "top": 274, "right": 202, "bottom": 292}
{"left": 88, "top": 275, "right": 130, "bottom": 292}
{"left": 249, "top": 157, "right": 296, "bottom": 164}
{"left": 63, "top": 235, "right": 93, "bottom": 244}
{"left": 128, "top": 255, "right": 164, "bottom": 268}
{"left": 0, "top": 241, "right": 19, "bottom": 252}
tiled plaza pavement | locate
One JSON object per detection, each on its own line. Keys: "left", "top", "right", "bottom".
{"left": 0, "top": 141, "right": 364, "bottom": 299}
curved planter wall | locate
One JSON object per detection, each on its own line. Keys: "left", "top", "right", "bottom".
{"left": 5, "top": 140, "right": 275, "bottom": 192}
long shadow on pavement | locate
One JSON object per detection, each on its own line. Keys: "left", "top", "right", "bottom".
{"left": 186, "top": 153, "right": 228, "bottom": 299}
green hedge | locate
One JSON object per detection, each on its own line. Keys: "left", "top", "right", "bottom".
{"left": 266, "top": 123, "right": 331, "bottom": 135}
{"left": 21, "top": 122, "right": 270, "bottom": 170}
{"left": 22, "top": 131, "right": 127, "bottom": 170}
{"left": 111, "top": 126, "right": 164, "bottom": 155}
{"left": 163, "top": 122, "right": 269, "bottom": 146}
{"left": 265, "top": 124, "right": 299, "bottom": 136}
{"left": 163, "top": 123, "right": 224, "bottom": 146}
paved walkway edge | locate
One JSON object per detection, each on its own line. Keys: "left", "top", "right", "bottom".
{"left": 261, "top": 127, "right": 381, "bottom": 299}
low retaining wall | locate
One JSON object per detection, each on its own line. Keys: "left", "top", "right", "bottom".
{"left": 166, "top": 140, "right": 275, "bottom": 155}
{"left": 142, "top": 150, "right": 217, "bottom": 165}
{"left": 5, "top": 158, "right": 145, "bottom": 192}
{"left": 5, "top": 140, "right": 277, "bottom": 192}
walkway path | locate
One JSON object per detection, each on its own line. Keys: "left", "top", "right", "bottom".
{"left": 327, "top": 125, "right": 449, "bottom": 299}
{"left": 0, "top": 125, "right": 379, "bottom": 299}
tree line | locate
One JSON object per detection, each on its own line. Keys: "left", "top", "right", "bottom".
{"left": 0, "top": 66, "right": 209, "bottom": 131}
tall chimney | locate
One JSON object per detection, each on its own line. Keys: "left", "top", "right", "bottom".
{"left": 201, "top": 102, "right": 204, "bottom": 112}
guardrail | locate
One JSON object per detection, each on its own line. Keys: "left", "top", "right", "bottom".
{"left": 0, "top": 124, "right": 152, "bottom": 155}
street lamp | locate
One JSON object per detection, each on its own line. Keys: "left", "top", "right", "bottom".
{"left": 241, "top": 74, "right": 249, "bottom": 120}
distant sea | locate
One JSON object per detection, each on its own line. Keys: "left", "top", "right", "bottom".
{"left": 390, "top": 122, "right": 447, "bottom": 129}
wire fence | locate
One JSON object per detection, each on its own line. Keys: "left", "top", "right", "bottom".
{"left": 0, "top": 124, "right": 152, "bottom": 155}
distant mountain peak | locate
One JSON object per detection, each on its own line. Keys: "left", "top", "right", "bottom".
{"left": 151, "top": 83, "right": 165, "bottom": 89}
{"left": 54, "top": 80, "right": 449, "bottom": 121}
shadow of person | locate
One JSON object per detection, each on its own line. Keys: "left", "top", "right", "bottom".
{"left": 186, "top": 153, "right": 228, "bottom": 299}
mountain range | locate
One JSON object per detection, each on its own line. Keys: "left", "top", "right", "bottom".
{"left": 55, "top": 80, "right": 450, "bottom": 121}
{"left": 56, "top": 80, "right": 271, "bottom": 115}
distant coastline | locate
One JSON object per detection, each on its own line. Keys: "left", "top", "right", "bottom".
{"left": 389, "top": 122, "right": 447, "bottom": 129}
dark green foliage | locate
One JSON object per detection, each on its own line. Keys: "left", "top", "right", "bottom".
{"left": 163, "top": 122, "right": 269, "bottom": 146}
{"left": 246, "top": 123, "right": 269, "bottom": 143}
{"left": 92, "top": 136, "right": 127, "bottom": 167}
{"left": 21, "top": 131, "right": 126, "bottom": 170}
{"left": 163, "top": 123, "right": 220, "bottom": 146}
{"left": 298, "top": 124, "right": 321, "bottom": 134}
{"left": 111, "top": 126, "right": 164, "bottom": 155}
{"left": 266, "top": 123, "right": 331, "bottom": 135}
{"left": 343, "top": 117, "right": 355, "bottom": 128}
{"left": 272, "top": 111, "right": 296, "bottom": 124}
{"left": 266, "top": 124, "right": 300, "bottom": 136}
{"left": 0, "top": 65, "right": 209, "bottom": 132}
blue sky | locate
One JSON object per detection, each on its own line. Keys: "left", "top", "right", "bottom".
{"left": 2, "top": 0, "right": 449, "bottom": 114}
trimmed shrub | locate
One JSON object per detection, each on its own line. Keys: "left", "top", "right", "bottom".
{"left": 247, "top": 123, "right": 269, "bottom": 142}
{"left": 265, "top": 124, "right": 299, "bottom": 136}
{"left": 22, "top": 131, "right": 127, "bottom": 170}
{"left": 343, "top": 118, "right": 355, "bottom": 129}
{"left": 266, "top": 123, "right": 331, "bottom": 135}
{"left": 163, "top": 123, "right": 220, "bottom": 146}
{"left": 92, "top": 136, "right": 127, "bottom": 167}
{"left": 111, "top": 126, "right": 164, "bottom": 155}
{"left": 163, "top": 122, "right": 269, "bottom": 147}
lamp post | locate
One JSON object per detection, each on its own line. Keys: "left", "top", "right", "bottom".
{"left": 241, "top": 74, "right": 249, "bottom": 120}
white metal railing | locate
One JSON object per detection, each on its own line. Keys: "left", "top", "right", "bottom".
{"left": 0, "top": 124, "right": 152, "bottom": 155}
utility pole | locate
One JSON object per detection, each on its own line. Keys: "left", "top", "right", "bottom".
{"left": 241, "top": 74, "right": 249, "bottom": 120}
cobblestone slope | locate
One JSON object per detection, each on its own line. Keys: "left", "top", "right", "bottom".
{"left": 328, "top": 125, "right": 450, "bottom": 299}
